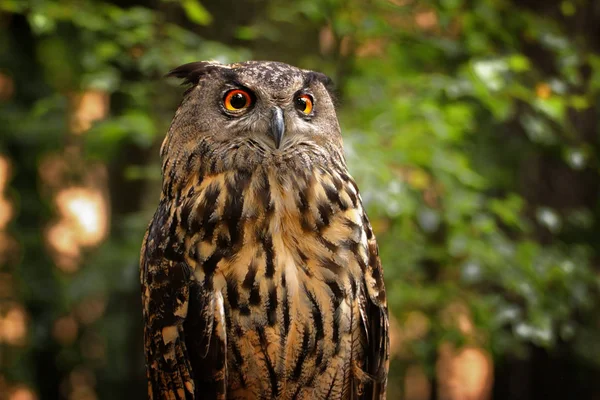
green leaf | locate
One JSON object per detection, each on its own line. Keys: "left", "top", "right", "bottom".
{"left": 181, "top": 0, "right": 212, "bottom": 25}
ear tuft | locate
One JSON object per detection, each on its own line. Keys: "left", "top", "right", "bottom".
{"left": 305, "top": 71, "right": 338, "bottom": 106}
{"left": 166, "top": 61, "right": 223, "bottom": 86}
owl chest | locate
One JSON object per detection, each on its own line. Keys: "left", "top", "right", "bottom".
{"left": 218, "top": 232, "right": 364, "bottom": 398}
{"left": 183, "top": 170, "right": 368, "bottom": 325}
{"left": 179, "top": 172, "right": 368, "bottom": 396}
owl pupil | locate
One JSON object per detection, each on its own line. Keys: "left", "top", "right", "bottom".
{"left": 230, "top": 93, "right": 247, "bottom": 109}
{"left": 295, "top": 97, "right": 307, "bottom": 111}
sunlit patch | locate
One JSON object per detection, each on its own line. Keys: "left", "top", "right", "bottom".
{"left": 0, "top": 156, "right": 10, "bottom": 190}
{"left": 0, "top": 156, "right": 23, "bottom": 350}
{"left": 0, "top": 156, "right": 12, "bottom": 231}
{"left": 404, "top": 365, "right": 431, "bottom": 400}
{"left": 436, "top": 343, "right": 493, "bottom": 400}
{"left": 0, "top": 197, "right": 13, "bottom": 231}
{"left": 436, "top": 302, "right": 492, "bottom": 398}
{"left": 39, "top": 158, "right": 109, "bottom": 270}
{"left": 69, "top": 90, "right": 109, "bottom": 134}
{"left": 75, "top": 296, "right": 107, "bottom": 325}
{"left": 415, "top": 10, "right": 438, "bottom": 30}
{"left": 65, "top": 366, "right": 98, "bottom": 400}
{"left": 356, "top": 38, "right": 386, "bottom": 58}
{"left": 319, "top": 25, "right": 335, "bottom": 55}
{"left": 8, "top": 385, "right": 37, "bottom": 400}
{"left": 0, "top": 303, "right": 28, "bottom": 346}
{"left": 46, "top": 187, "right": 109, "bottom": 271}
{"left": 46, "top": 221, "right": 81, "bottom": 272}
{"left": 536, "top": 82, "right": 552, "bottom": 99}
{"left": 53, "top": 315, "right": 79, "bottom": 346}
{"left": 56, "top": 188, "right": 108, "bottom": 246}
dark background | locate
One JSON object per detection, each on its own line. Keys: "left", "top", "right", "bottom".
{"left": 1, "top": 0, "right": 599, "bottom": 399}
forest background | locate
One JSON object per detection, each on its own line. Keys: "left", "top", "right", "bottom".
{"left": 1, "top": 0, "right": 600, "bottom": 399}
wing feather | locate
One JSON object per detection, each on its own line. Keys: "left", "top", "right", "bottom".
{"left": 141, "top": 199, "right": 227, "bottom": 400}
{"left": 355, "top": 212, "right": 390, "bottom": 400}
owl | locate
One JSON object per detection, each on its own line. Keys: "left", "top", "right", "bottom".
{"left": 140, "top": 61, "right": 389, "bottom": 400}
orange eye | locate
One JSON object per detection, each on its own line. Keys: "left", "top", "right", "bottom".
{"left": 295, "top": 94, "right": 313, "bottom": 115}
{"left": 224, "top": 89, "right": 252, "bottom": 111}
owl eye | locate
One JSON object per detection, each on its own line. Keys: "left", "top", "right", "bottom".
{"left": 294, "top": 94, "right": 314, "bottom": 115}
{"left": 224, "top": 89, "right": 252, "bottom": 111}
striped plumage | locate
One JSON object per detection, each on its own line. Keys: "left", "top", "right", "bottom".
{"left": 140, "top": 61, "right": 388, "bottom": 399}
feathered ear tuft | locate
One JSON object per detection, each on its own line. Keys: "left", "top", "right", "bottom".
{"left": 305, "top": 71, "right": 338, "bottom": 106}
{"left": 166, "top": 61, "right": 223, "bottom": 86}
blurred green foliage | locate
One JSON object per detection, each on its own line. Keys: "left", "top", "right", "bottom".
{"left": 1, "top": 0, "right": 599, "bottom": 399}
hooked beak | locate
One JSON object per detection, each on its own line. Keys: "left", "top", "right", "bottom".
{"left": 270, "top": 107, "right": 285, "bottom": 149}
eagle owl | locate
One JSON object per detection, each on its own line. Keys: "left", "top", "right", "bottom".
{"left": 140, "top": 61, "right": 389, "bottom": 400}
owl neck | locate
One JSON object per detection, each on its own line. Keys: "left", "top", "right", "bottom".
{"left": 161, "top": 141, "right": 348, "bottom": 201}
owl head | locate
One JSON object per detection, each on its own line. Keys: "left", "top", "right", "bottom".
{"left": 160, "top": 61, "right": 344, "bottom": 182}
